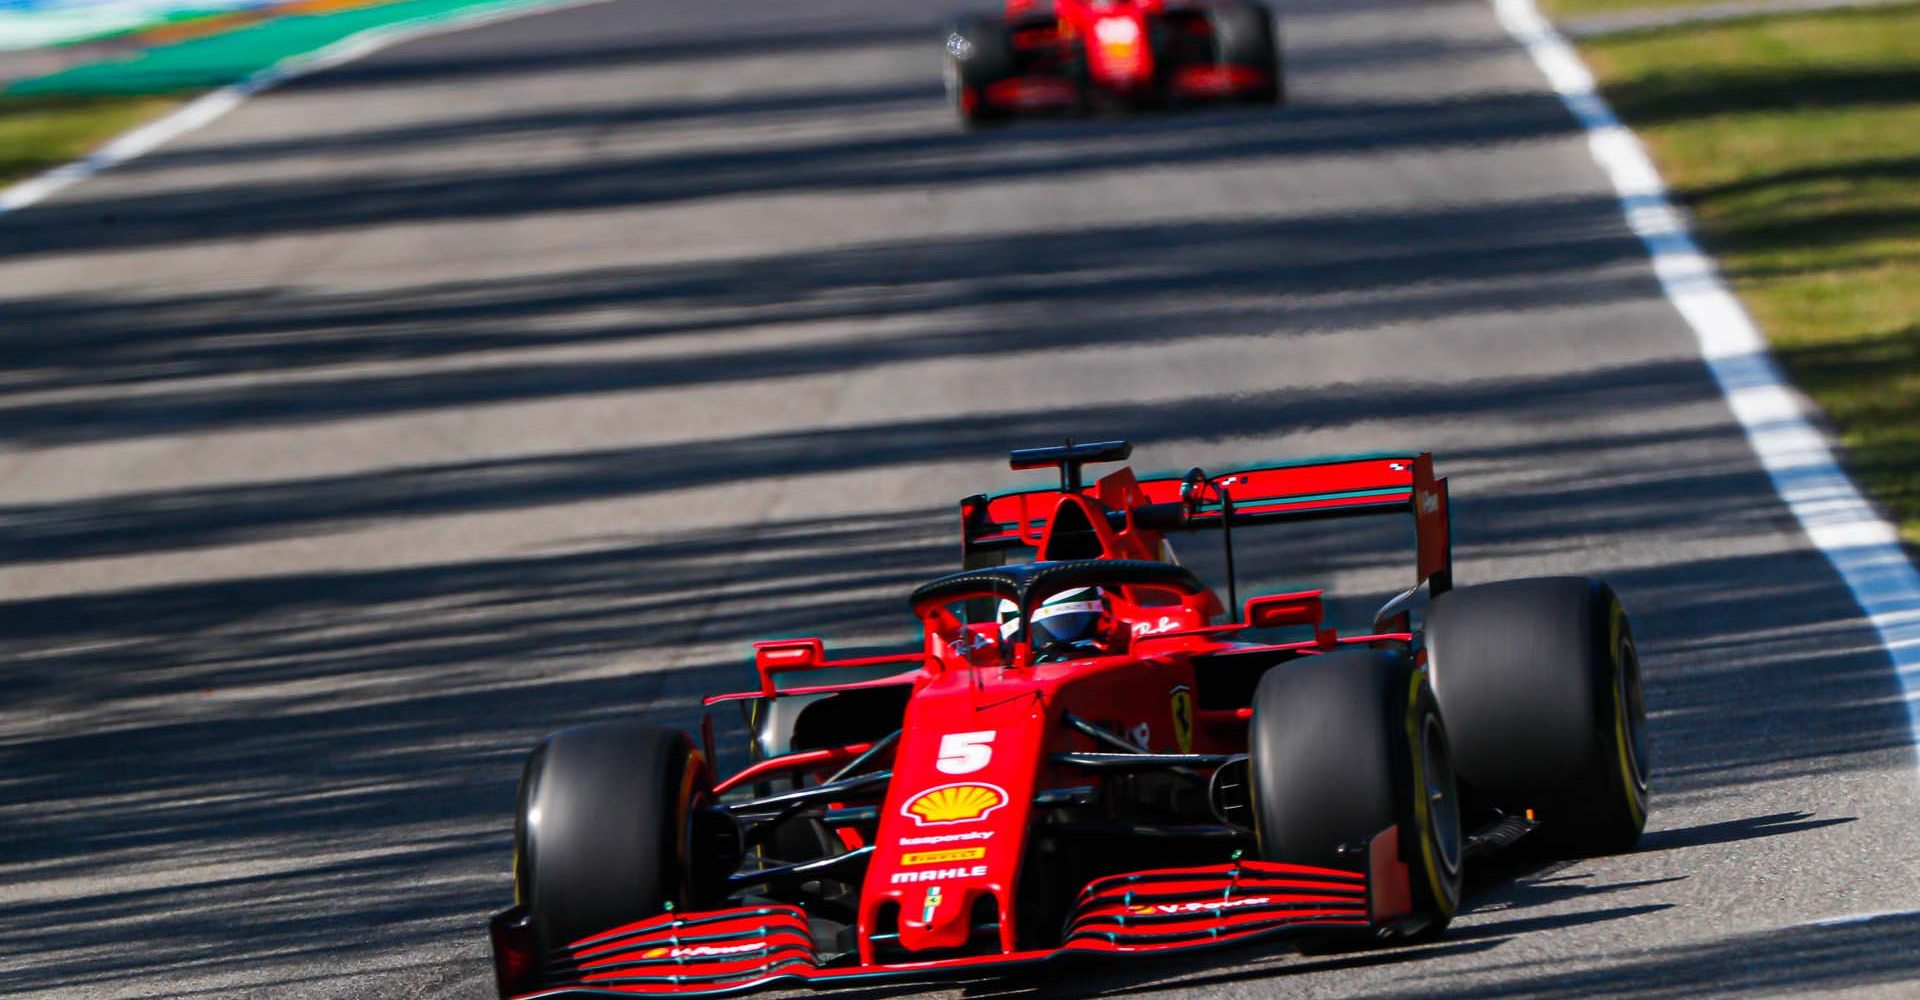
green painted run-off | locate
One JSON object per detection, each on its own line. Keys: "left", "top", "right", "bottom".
{"left": 7, "top": 0, "right": 540, "bottom": 97}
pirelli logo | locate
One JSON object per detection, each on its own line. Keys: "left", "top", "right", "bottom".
{"left": 901, "top": 846, "right": 987, "bottom": 866}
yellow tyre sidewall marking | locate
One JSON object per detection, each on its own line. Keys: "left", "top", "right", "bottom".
{"left": 673, "top": 748, "right": 705, "bottom": 908}
{"left": 1405, "top": 668, "right": 1457, "bottom": 917}
{"left": 513, "top": 846, "right": 523, "bottom": 907}
{"left": 1608, "top": 601, "right": 1647, "bottom": 828}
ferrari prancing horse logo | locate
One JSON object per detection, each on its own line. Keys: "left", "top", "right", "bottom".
{"left": 1170, "top": 685, "right": 1194, "bottom": 753}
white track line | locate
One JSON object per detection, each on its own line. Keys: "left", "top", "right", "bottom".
{"left": 1805, "top": 907, "right": 1920, "bottom": 928}
{"left": 1495, "top": 0, "right": 1920, "bottom": 763}
{"left": 0, "top": 0, "right": 619, "bottom": 216}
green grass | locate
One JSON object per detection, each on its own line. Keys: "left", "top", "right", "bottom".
{"left": 0, "top": 95, "right": 181, "bottom": 186}
{"left": 1545, "top": 0, "right": 1737, "bottom": 18}
{"left": 1581, "top": 4, "right": 1920, "bottom": 542}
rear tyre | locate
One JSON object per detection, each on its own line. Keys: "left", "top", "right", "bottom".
{"left": 945, "top": 15, "right": 1017, "bottom": 125}
{"left": 1425, "top": 577, "right": 1649, "bottom": 856}
{"left": 515, "top": 723, "right": 715, "bottom": 956}
{"left": 1208, "top": 3, "right": 1283, "bottom": 105}
{"left": 1248, "top": 650, "right": 1462, "bottom": 933}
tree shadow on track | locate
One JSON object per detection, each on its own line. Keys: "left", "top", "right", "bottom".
{"left": 837, "top": 903, "right": 1652, "bottom": 1000}
{"left": 1636, "top": 811, "right": 1856, "bottom": 852}
{"left": 3, "top": 341, "right": 1913, "bottom": 791}
{"left": 0, "top": 508, "right": 952, "bottom": 994}
{"left": 926, "top": 889, "right": 1920, "bottom": 1000}
{"left": 0, "top": 193, "right": 1652, "bottom": 450}
{"left": 810, "top": 939, "right": 1514, "bottom": 1000}
{"left": 3, "top": 426, "right": 1913, "bottom": 995}
{"left": 0, "top": 87, "right": 1581, "bottom": 263}
{"left": 2, "top": 2, "right": 1914, "bottom": 995}
{"left": 1386, "top": 912, "right": 1920, "bottom": 998}
{"left": 285, "top": 13, "right": 940, "bottom": 92}
{"left": 1048, "top": 910, "right": 1920, "bottom": 999}
{"left": 115, "top": 80, "right": 949, "bottom": 172}
{"left": 0, "top": 352, "right": 1718, "bottom": 563}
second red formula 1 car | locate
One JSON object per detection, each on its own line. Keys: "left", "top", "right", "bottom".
{"left": 488, "top": 441, "right": 1650, "bottom": 998}
{"left": 942, "top": 0, "right": 1284, "bottom": 125}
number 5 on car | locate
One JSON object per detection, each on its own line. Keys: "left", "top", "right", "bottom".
{"left": 936, "top": 731, "right": 995, "bottom": 774}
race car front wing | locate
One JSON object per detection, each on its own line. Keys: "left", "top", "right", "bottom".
{"left": 492, "top": 827, "right": 1416, "bottom": 998}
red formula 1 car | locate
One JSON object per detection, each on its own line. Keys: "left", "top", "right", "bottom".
{"left": 942, "top": 0, "right": 1284, "bottom": 125}
{"left": 489, "top": 442, "right": 1650, "bottom": 998}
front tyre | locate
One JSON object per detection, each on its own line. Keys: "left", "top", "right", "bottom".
{"left": 1208, "top": 3, "right": 1284, "bottom": 105}
{"left": 1248, "top": 650, "right": 1462, "bottom": 933}
{"left": 515, "top": 723, "right": 714, "bottom": 956}
{"left": 1425, "top": 577, "right": 1649, "bottom": 856}
{"left": 945, "top": 15, "right": 1017, "bottom": 126}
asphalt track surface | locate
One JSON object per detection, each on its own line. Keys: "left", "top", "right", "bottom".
{"left": 3, "top": 0, "right": 1919, "bottom": 997}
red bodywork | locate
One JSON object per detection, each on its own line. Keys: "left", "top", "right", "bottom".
{"left": 492, "top": 452, "right": 1453, "bottom": 998}
{"left": 976, "top": 0, "right": 1278, "bottom": 112}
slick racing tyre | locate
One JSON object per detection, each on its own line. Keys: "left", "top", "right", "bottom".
{"left": 1208, "top": 3, "right": 1283, "bottom": 105}
{"left": 1248, "top": 650, "right": 1463, "bottom": 933}
{"left": 1424, "top": 577, "right": 1649, "bottom": 856}
{"left": 945, "top": 14, "right": 1017, "bottom": 125}
{"left": 515, "top": 723, "right": 718, "bottom": 956}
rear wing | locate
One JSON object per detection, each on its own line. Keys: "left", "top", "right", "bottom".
{"left": 959, "top": 449, "right": 1452, "bottom": 598}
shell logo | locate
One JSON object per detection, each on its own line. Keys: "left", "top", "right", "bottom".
{"left": 901, "top": 782, "right": 1008, "bottom": 826}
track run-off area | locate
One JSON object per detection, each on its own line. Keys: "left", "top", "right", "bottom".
{"left": 2, "top": 0, "right": 1917, "bottom": 998}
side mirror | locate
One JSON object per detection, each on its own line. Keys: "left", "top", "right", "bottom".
{"left": 753, "top": 637, "right": 825, "bottom": 697}
{"left": 754, "top": 637, "right": 824, "bottom": 670}
{"left": 1242, "top": 591, "right": 1336, "bottom": 648}
{"left": 1179, "top": 467, "right": 1208, "bottom": 510}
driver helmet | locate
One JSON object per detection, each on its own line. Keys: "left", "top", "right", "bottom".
{"left": 1027, "top": 587, "right": 1116, "bottom": 656}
